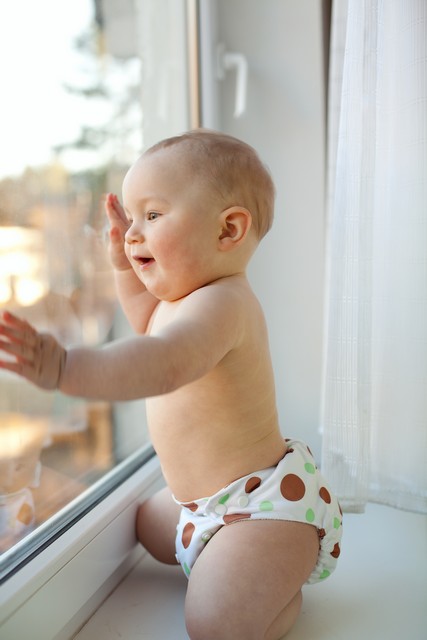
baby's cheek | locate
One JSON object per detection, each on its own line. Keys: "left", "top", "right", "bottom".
{"left": 157, "top": 232, "right": 180, "bottom": 255}
{"left": 124, "top": 244, "right": 132, "bottom": 261}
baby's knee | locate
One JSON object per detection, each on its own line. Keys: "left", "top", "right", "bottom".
{"left": 185, "top": 590, "right": 303, "bottom": 640}
{"left": 264, "top": 591, "right": 302, "bottom": 640}
{"left": 185, "top": 600, "right": 261, "bottom": 640}
{"left": 185, "top": 610, "right": 235, "bottom": 640}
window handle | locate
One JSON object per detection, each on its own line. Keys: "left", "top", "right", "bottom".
{"left": 216, "top": 43, "right": 248, "bottom": 118}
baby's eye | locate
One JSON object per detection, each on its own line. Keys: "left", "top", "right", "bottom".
{"left": 147, "top": 211, "right": 160, "bottom": 221}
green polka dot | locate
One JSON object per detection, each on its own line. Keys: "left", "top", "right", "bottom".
{"left": 183, "top": 563, "right": 191, "bottom": 576}
{"left": 319, "top": 569, "right": 330, "bottom": 580}
{"left": 333, "top": 517, "right": 341, "bottom": 529}
{"left": 259, "top": 500, "right": 274, "bottom": 511}
{"left": 306, "top": 508, "right": 315, "bottom": 523}
{"left": 218, "top": 493, "right": 230, "bottom": 505}
{"left": 304, "top": 462, "right": 316, "bottom": 474}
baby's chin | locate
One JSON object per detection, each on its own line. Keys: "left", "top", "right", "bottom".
{"left": 148, "top": 281, "right": 211, "bottom": 303}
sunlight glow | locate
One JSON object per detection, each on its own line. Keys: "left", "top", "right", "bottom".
{"left": 0, "top": 0, "right": 93, "bottom": 178}
{"left": 0, "top": 227, "right": 47, "bottom": 306}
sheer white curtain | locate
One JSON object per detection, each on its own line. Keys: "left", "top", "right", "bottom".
{"left": 321, "top": 0, "right": 427, "bottom": 514}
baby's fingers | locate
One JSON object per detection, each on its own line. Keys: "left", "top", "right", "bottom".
{"left": 0, "top": 347, "right": 49, "bottom": 388}
{"left": 0, "top": 335, "right": 34, "bottom": 364}
{"left": 107, "top": 227, "right": 132, "bottom": 271}
{"left": 104, "top": 200, "right": 132, "bottom": 271}
{"left": 0, "top": 313, "right": 66, "bottom": 389}
{"left": 0, "top": 311, "right": 38, "bottom": 345}
{"left": 0, "top": 357, "right": 27, "bottom": 378}
{"left": 105, "top": 193, "right": 129, "bottom": 230}
{"left": 0, "top": 312, "right": 38, "bottom": 366}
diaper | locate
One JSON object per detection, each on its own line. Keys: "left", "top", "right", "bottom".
{"left": 174, "top": 438, "right": 342, "bottom": 584}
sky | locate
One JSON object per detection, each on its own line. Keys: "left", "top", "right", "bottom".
{"left": 0, "top": 0, "right": 95, "bottom": 178}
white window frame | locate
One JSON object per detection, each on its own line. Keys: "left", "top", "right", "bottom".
{"left": 0, "top": 454, "right": 164, "bottom": 639}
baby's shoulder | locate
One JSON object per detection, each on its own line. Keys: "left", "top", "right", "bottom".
{"left": 186, "top": 275, "right": 261, "bottom": 321}
{"left": 152, "top": 276, "right": 263, "bottom": 341}
{"left": 199, "top": 274, "right": 258, "bottom": 305}
{"left": 194, "top": 276, "right": 266, "bottom": 336}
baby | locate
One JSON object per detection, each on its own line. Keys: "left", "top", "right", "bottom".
{"left": 0, "top": 130, "right": 342, "bottom": 639}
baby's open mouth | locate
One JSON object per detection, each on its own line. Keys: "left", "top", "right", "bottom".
{"left": 134, "top": 256, "right": 154, "bottom": 267}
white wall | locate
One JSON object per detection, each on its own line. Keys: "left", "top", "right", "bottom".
{"left": 211, "top": 0, "right": 327, "bottom": 460}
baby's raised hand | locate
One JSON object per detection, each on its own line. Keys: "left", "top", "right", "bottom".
{"left": 0, "top": 311, "right": 66, "bottom": 390}
{"left": 105, "top": 193, "right": 131, "bottom": 271}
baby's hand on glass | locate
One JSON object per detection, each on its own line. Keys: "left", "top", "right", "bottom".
{"left": 105, "top": 193, "right": 131, "bottom": 271}
{"left": 0, "top": 311, "right": 66, "bottom": 390}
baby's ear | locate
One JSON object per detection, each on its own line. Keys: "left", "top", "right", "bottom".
{"left": 218, "top": 206, "right": 252, "bottom": 251}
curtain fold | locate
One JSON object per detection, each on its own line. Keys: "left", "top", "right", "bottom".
{"left": 321, "top": 0, "right": 427, "bottom": 514}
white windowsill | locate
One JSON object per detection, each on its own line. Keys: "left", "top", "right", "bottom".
{"left": 76, "top": 503, "right": 427, "bottom": 640}
{"left": 0, "top": 455, "right": 164, "bottom": 640}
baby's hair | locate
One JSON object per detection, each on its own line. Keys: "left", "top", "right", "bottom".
{"left": 145, "top": 129, "right": 275, "bottom": 239}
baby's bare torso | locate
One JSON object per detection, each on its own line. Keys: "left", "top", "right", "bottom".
{"left": 146, "top": 278, "right": 285, "bottom": 502}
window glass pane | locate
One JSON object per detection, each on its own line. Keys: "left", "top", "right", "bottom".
{"left": 0, "top": 0, "right": 193, "bottom": 574}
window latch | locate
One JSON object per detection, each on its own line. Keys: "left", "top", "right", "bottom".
{"left": 216, "top": 43, "right": 248, "bottom": 118}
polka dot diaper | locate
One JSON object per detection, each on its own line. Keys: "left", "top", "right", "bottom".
{"left": 174, "top": 438, "right": 342, "bottom": 584}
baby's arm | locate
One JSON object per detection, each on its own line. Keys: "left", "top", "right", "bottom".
{"left": 105, "top": 193, "right": 159, "bottom": 333}
{"left": 0, "top": 282, "right": 244, "bottom": 401}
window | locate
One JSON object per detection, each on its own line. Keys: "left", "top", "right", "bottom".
{"left": 0, "top": 0, "right": 196, "bottom": 584}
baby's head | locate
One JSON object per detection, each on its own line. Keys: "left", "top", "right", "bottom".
{"left": 144, "top": 129, "right": 275, "bottom": 241}
{"left": 122, "top": 130, "right": 274, "bottom": 299}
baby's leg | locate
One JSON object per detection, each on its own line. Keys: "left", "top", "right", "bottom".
{"left": 185, "top": 519, "right": 318, "bottom": 640}
{"left": 136, "top": 486, "right": 181, "bottom": 564}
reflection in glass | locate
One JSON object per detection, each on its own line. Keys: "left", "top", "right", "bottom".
{"left": 0, "top": 415, "right": 47, "bottom": 552}
{"left": 0, "top": 0, "right": 150, "bottom": 562}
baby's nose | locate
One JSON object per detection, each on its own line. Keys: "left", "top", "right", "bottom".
{"left": 125, "top": 223, "right": 144, "bottom": 244}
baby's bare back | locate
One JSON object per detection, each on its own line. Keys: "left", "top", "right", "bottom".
{"left": 146, "top": 278, "right": 285, "bottom": 502}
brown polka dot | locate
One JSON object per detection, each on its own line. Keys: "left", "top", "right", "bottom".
{"left": 280, "top": 474, "right": 306, "bottom": 501}
{"left": 223, "top": 513, "right": 252, "bottom": 524}
{"left": 330, "top": 543, "right": 341, "bottom": 558}
{"left": 307, "top": 445, "right": 313, "bottom": 457}
{"left": 319, "top": 487, "right": 332, "bottom": 504}
{"left": 245, "top": 476, "right": 261, "bottom": 493}
{"left": 182, "top": 502, "right": 199, "bottom": 512}
{"left": 284, "top": 447, "right": 294, "bottom": 456}
{"left": 17, "top": 502, "right": 33, "bottom": 526}
{"left": 318, "top": 528, "right": 326, "bottom": 540}
{"left": 182, "top": 522, "right": 195, "bottom": 549}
